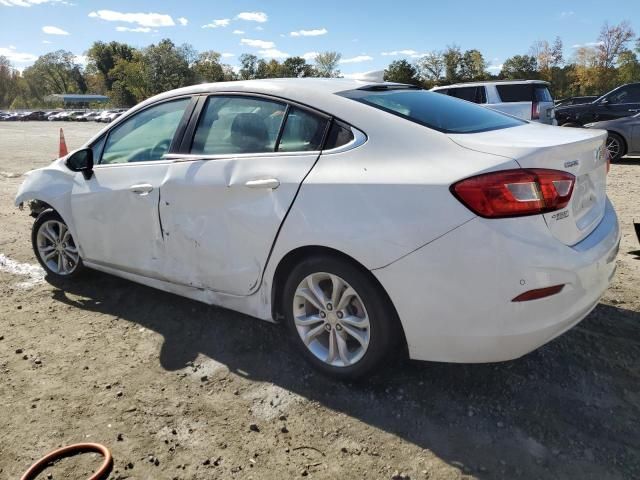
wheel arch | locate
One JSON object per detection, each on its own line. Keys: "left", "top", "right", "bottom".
{"left": 270, "top": 245, "right": 408, "bottom": 353}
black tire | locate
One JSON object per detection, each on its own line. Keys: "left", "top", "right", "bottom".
{"left": 282, "top": 255, "right": 400, "bottom": 380}
{"left": 31, "top": 210, "right": 84, "bottom": 280}
{"left": 606, "top": 132, "right": 626, "bottom": 162}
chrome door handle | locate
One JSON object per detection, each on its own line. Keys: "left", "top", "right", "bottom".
{"left": 629, "top": 109, "right": 639, "bottom": 112}
{"left": 245, "top": 178, "right": 280, "bottom": 189}
{"left": 129, "top": 183, "right": 153, "bottom": 195}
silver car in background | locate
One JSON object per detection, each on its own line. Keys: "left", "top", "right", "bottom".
{"left": 584, "top": 113, "right": 640, "bottom": 161}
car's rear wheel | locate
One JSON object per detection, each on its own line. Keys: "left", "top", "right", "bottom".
{"left": 606, "top": 132, "right": 626, "bottom": 162}
{"left": 283, "top": 255, "right": 399, "bottom": 380}
{"left": 32, "top": 210, "right": 84, "bottom": 279}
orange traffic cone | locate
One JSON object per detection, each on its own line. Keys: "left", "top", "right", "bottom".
{"left": 58, "top": 128, "right": 68, "bottom": 157}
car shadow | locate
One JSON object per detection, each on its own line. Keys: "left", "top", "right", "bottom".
{"left": 48, "top": 271, "right": 639, "bottom": 479}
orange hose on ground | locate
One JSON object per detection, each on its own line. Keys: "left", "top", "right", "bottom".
{"left": 20, "top": 443, "right": 112, "bottom": 480}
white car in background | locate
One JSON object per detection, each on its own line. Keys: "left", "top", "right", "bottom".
{"left": 432, "top": 80, "right": 556, "bottom": 124}
{"left": 15, "top": 79, "right": 619, "bottom": 379}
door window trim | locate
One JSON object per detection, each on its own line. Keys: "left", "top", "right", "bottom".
{"left": 95, "top": 95, "right": 197, "bottom": 166}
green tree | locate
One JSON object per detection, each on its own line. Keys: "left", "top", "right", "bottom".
{"left": 617, "top": 50, "right": 640, "bottom": 84}
{"left": 459, "top": 49, "right": 487, "bottom": 81}
{"left": 499, "top": 55, "right": 538, "bottom": 79}
{"left": 280, "top": 56, "right": 314, "bottom": 77}
{"left": 443, "top": 45, "right": 462, "bottom": 83}
{"left": 314, "top": 51, "right": 341, "bottom": 78}
{"left": 193, "top": 50, "right": 225, "bottom": 82}
{"left": 417, "top": 51, "right": 444, "bottom": 83}
{"left": 239, "top": 53, "right": 259, "bottom": 80}
{"left": 143, "top": 39, "right": 195, "bottom": 95}
{"left": 86, "top": 41, "right": 135, "bottom": 91}
{"left": 383, "top": 59, "right": 420, "bottom": 85}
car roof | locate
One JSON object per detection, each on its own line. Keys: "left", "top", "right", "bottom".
{"left": 138, "top": 78, "right": 410, "bottom": 111}
{"left": 432, "top": 80, "right": 550, "bottom": 89}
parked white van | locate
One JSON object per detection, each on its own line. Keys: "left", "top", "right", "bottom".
{"left": 431, "top": 80, "right": 555, "bottom": 124}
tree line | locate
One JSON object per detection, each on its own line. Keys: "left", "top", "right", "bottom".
{"left": 0, "top": 20, "right": 638, "bottom": 109}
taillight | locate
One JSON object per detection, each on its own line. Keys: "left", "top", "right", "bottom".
{"left": 531, "top": 101, "right": 540, "bottom": 120}
{"left": 451, "top": 169, "right": 575, "bottom": 218}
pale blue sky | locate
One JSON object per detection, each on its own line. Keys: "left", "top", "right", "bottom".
{"left": 0, "top": 0, "right": 638, "bottom": 75}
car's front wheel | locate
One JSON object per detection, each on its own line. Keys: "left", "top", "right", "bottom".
{"left": 32, "top": 210, "right": 84, "bottom": 279}
{"left": 283, "top": 255, "right": 400, "bottom": 380}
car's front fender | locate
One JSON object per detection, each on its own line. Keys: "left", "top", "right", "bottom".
{"left": 15, "top": 160, "right": 76, "bottom": 233}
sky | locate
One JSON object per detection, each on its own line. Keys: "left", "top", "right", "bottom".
{"left": 0, "top": 0, "right": 639, "bottom": 76}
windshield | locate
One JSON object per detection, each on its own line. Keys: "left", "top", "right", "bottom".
{"left": 339, "top": 88, "right": 525, "bottom": 134}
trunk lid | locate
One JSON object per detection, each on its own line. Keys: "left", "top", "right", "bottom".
{"left": 449, "top": 123, "right": 608, "bottom": 246}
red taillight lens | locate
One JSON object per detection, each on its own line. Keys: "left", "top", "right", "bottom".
{"left": 451, "top": 169, "right": 575, "bottom": 218}
{"left": 512, "top": 284, "right": 565, "bottom": 302}
{"left": 531, "top": 101, "right": 540, "bottom": 120}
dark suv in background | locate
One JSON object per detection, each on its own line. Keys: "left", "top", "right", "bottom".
{"left": 556, "top": 82, "right": 640, "bottom": 126}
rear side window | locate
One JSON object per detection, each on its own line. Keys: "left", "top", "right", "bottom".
{"left": 496, "top": 84, "right": 553, "bottom": 103}
{"left": 339, "top": 89, "right": 524, "bottom": 134}
{"left": 447, "top": 86, "right": 486, "bottom": 104}
{"left": 323, "top": 120, "right": 355, "bottom": 150}
{"left": 277, "top": 107, "right": 328, "bottom": 152}
{"left": 191, "top": 96, "right": 286, "bottom": 155}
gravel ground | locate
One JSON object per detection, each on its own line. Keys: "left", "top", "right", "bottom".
{"left": 0, "top": 122, "right": 638, "bottom": 480}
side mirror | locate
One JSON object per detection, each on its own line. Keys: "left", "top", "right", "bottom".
{"left": 66, "top": 148, "right": 94, "bottom": 180}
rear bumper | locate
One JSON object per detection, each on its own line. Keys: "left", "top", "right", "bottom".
{"left": 373, "top": 198, "right": 620, "bottom": 363}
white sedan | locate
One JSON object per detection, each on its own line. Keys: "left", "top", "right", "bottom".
{"left": 15, "top": 79, "right": 620, "bottom": 379}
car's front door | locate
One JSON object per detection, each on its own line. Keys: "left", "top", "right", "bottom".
{"left": 159, "top": 95, "right": 330, "bottom": 295}
{"left": 593, "top": 84, "right": 640, "bottom": 121}
{"left": 70, "top": 97, "right": 193, "bottom": 276}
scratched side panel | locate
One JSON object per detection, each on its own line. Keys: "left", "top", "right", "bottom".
{"left": 158, "top": 153, "right": 318, "bottom": 296}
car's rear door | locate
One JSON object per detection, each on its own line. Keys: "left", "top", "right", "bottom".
{"left": 70, "top": 96, "right": 195, "bottom": 276}
{"left": 159, "top": 94, "right": 330, "bottom": 295}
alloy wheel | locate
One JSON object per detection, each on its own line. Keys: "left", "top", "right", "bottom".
{"left": 36, "top": 219, "right": 79, "bottom": 275}
{"left": 606, "top": 136, "right": 621, "bottom": 159}
{"left": 293, "top": 272, "right": 371, "bottom": 367}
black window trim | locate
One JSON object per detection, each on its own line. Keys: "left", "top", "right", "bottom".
{"left": 173, "top": 91, "right": 352, "bottom": 160}
{"left": 93, "top": 94, "right": 198, "bottom": 166}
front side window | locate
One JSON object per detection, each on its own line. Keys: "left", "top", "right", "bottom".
{"left": 277, "top": 108, "right": 328, "bottom": 152}
{"left": 607, "top": 85, "right": 640, "bottom": 104}
{"left": 101, "top": 98, "right": 189, "bottom": 164}
{"left": 339, "top": 89, "right": 524, "bottom": 134}
{"left": 191, "top": 96, "right": 286, "bottom": 155}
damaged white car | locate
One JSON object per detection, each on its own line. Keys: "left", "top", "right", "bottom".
{"left": 16, "top": 79, "right": 620, "bottom": 379}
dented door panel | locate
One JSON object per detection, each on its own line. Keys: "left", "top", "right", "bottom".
{"left": 159, "top": 153, "right": 319, "bottom": 296}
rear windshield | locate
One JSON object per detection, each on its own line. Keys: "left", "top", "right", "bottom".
{"left": 496, "top": 84, "right": 553, "bottom": 103}
{"left": 338, "top": 89, "right": 524, "bottom": 134}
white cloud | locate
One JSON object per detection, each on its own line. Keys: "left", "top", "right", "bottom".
{"left": 572, "top": 41, "right": 604, "bottom": 48}
{"left": 202, "top": 18, "right": 230, "bottom": 29}
{"left": 255, "top": 25, "right": 264, "bottom": 31}
{"left": 221, "top": 52, "right": 234, "bottom": 58}
{"left": 0, "top": 46, "right": 37, "bottom": 63}
{"left": 240, "top": 38, "right": 274, "bottom": 49}
{"left": 116, "top": 26, "right": 152, "bottom": 33}
{"left": 290, "top": 28, "right": 327, "bottom": 37}
{"left": 487, "top": 64, "right": 503, "bottom": 73}
{"left": 342, "top": 70, "right": 384, "bottom": 82}
{"left": 232, "top": 29, "right": 244, "bottom": 34}
{"left": 42, "top": 40, "right": 52, "bottom": 44}
{"left": 88, "top": 10, "right": 175, "bottom": 27}
{"left": 301, "top": 51, "right": 318, "bottom": 60}
{"left": 177, "top": 17, "right": 188, "bottom": 26}
{"left": 259, "top": 48, "right": 288, "bottom": 59}
{"left": 559, "top": 11, "right": 574, "bottom": 18}
{"left": 236, "top": 11, "right": 268, "bottom": 23}
{"left": 0, "top": 0, "right": 66, "bottom": 6}
{"left": 381, "top": 49, "right": 418, "bottom": 56}
{"left": 74, "top": 54, "right": 87, "bottom": 66}
{"left": 42, "top": 25, "right": 69, "bottom": 35}
{"left": 340, "top": 55, "right": 373, "bottom": 64}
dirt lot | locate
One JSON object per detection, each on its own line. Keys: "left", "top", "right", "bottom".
{"left": 0, "top": 122, "right": 638, "bottom": 480}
